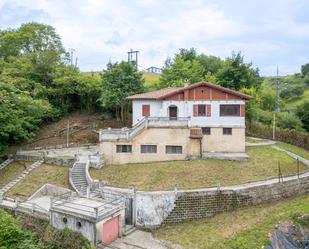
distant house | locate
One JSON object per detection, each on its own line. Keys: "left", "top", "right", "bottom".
{"left": 146, "top": 66, "right": 162, "bottom": 74}
{"left": 99, "top": 81, "right": 252, "bottom": 164}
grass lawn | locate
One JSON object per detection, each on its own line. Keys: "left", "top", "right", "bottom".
{"left": 154, "top": 193, "right": 309, "bottom": 249}
{"left": 6, "top": 164, "right": 70, "bottom": 201}
{"left": 90, "top": 146, "right": 308, "bottom": 191}
{"left": 0, "top": 161, "right": 33, "bottom": 188}
{"left": 143, "top": 72, "right": 160, "bottom": 88}
{"left": 276, "top": 141, "right": 309, "bottom": 160}
{"left": 285, "top": 88, "right": 309, "bottom": 109}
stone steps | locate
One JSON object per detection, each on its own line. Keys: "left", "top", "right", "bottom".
{"left": 0, "top": 160, "right": 44, "bottom": 195}
{"left": 0, "top": 158, "right": 14, "bottom": 170}
{"left": 70, "top": 161, "right": 89, "bottom": 196}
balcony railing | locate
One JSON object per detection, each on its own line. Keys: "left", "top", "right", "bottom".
{"left": 99, "top": 117, "right": 190, "bottom": 141}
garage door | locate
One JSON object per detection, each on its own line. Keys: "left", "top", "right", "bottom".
{"left": 102, "top": 215, "right": 119, "bottom": 245}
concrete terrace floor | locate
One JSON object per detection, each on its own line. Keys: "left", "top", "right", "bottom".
{"left": 90, "top": 145, "right": 308, "bottom": 191}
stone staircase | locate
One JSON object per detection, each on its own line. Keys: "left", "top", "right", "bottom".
{"left": 70, "top": 162, "right": 89, "bottom": 196}
{"left": 0, "top": 158, "right": 14, "bottom": 170}
{"left": 0, "top": 160, "right": 44, "bottom": 196}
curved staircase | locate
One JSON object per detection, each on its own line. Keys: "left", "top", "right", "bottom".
{"left": 69, "top": 161, "right": 89, "bottom": 196}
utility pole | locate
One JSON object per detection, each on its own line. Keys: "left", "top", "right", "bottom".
{"left": 273, "top": 67, "right": 280, "bottom": 140}
{"left": 66, "top": 121, "right": 70, "bottom": 148}
{"left": 128, "top": 49, "right": 139, "bottom": 70}
{"left": 69, "top": 48, "right": 76, "bottom": 66}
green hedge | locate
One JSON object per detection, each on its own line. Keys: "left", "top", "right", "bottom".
{"left": 247, "top": 122, "right": 309, "bottom": 150}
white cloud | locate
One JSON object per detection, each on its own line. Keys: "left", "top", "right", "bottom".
{"left": 0, "top": 0, "right": 309, "bottom": 75}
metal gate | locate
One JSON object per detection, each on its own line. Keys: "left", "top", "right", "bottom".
{"left": 125, "top": 198, "right": 133, "bottom": 225}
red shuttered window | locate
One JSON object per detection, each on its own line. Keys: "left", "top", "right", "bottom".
{"left": 240, "top": 104, "right": 245, "bottom": 117}
{"left": 206, "top": 104, "right": 211, "bottom": 117}
{"left": 142, "top": 104, "right": 150, "bottom": 117}
{"left": 193, "top": 104, "right": 211, "bottom": 117}
{"left": 193, "top": 104, "right": 198, "bottom": 117}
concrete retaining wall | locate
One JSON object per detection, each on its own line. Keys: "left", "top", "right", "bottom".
{"left": 100, "top": 171, "right": 309, "bottom": 229}
{"left": 14, "top": 154, "right": 74, "bottom": 166}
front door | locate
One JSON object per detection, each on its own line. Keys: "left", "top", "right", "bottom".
{"left": 169, "top": 106, "right": 178, "bottom": 120}
{"left": 102, "top": 215, "right": 120, "bottom": 245}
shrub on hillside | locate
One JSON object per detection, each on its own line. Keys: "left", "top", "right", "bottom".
{"left": 280, "top": 85, "right": 304, "bottom": 100}
{"left": 277, "top": 112, "right": 303, "bottom": 131}
{"left": 255, "top": 109, "right": 273, "bottom": 125}
{"left": 0, "top": 209, "right": 45, "bottom": 249}
{"left": 296, "top": 101, "right": 309, "bottom": 132}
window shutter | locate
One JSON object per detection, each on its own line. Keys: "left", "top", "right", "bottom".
{"left": 240, "top": 104, "right": 245, "bottom": 117}
{"left": 193, "top": 104, "right": 198, "bottom": 117}
{"left": 206, "top": 104, "right": 211, "bottom": 117}
{"left": 142, "top": 105, "right": 150, "bottom": 117}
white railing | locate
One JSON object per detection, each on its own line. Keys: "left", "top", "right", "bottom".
{"left": 99, "top": 117, "right": 190, "bottom": 141}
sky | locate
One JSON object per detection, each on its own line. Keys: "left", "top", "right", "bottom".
{"left": 0, "top": 0, "right": 308, "bottom": 76}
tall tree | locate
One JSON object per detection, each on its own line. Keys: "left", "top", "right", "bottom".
{"left": 216, "top": 52, "right": 262, "bottom": 90}
{"left": 100, "top": 62, "right": 144, "bottom": 121}
{"left": 301, "top": 63, "right": 309, "bottom": 76}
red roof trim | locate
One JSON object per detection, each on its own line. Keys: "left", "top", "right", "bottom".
{"left": 127, "top": 81, "right": 253, "bottom": 100}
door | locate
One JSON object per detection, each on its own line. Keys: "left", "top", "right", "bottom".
{"left": 169, "top": 106, "right": 178, "bottom": 120}
{"left": 102, "top": 215, "right": 119, "bottom": 245}
{"left": 125, "top": 198, "right": 133, "bottom": 225}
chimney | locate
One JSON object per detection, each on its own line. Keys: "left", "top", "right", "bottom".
{"left": 184, "top": 79, "right": 189, "bottom": 87}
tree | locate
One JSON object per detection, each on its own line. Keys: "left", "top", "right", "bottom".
{"left": 296, "top": 101, "right": 309, "bottom": 132}
{"left": 301, "top": 63, "right": 309, "bottom": 76}
{"left": 100, "top": 61, "right": 144, "bottom": 121}
{"left": 159, "top": 49, "right": 261, "bottom": 90}
{"left": 197, "top": 54, "right": 223, "bottom": 76}
{"left": 216, "top": 52, "right": 262, "bottom": 90}
{"left": 159, "top": 55, "right": 204, "bottom": 87}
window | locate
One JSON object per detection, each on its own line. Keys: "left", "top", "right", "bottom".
{"left": 202, "top": 127, "right": 211, "bottom": 135}
{"left": 220, "top": 105, "right": 240, "bottom": 116}
{"left": 141, "top": 145, "right": 157, "bottom": 153}
{"left": 76, "top": 221, "right": 82, "bottom": 229}
{"left": 166, "top": 146, "right": 182, "bottom": 154}
{"left": 142, "top": 104, "right": 150, "bottom": 117}
{"left": 62, "top": 217, "right": 68, "bottom": 224}
{"left": 193, "top": 104, "right": 211, "bottom": 117}
{"left": 116, "top": 145, "right": 132, "bottom": 153}
{"left": 223, "top": 128, "right": 232, "bottom": 135}
{"left": 198, "top": 104, "right": 206, "bottom": 116}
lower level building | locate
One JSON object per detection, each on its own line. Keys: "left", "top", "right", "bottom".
{"left": 100, "top": 118, "right": 245, "bottom": 165}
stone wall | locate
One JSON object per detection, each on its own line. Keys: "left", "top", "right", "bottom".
{"left": 14, "top": 154, "right": 74, "bottom": 166}
{"left": 163, "top": 173, "right": 309, "bottom": 224}
{"left": 164, "top": 190, "right": 252, "bottom": 223}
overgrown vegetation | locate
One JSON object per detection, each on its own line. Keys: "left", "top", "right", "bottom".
{"left": 0, "top": 23, "right": 144, "bottom": 152}
{"left": 0, "top": 209, "right": 92, "bottom": 249}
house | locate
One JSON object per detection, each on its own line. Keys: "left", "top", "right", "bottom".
{"left": 99, "top": 81, "right": 252, "bottom": 165}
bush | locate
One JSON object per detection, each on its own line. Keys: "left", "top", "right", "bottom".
{"left": 277, "top": 112, "right": 303, "bottom": 131}
{"left": 246, "top": 122, "right": 309, "bottom": 150}
{"left": 280, "top": 85, "right": 304, "bottom": 100}
{"left": 44, "top": 227, "right": 92, "bottom": 249}
{"left": 0, "top": 210, "right": 92, "bottom": 249}
{"left": 296, "top": 101, "right": 309, "bottom": 132}
{"left": 256, "top": 109, "right": 273, "bottom": 125}
{"left": 0, "top": 209, "right": 45, "bottom": 249}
